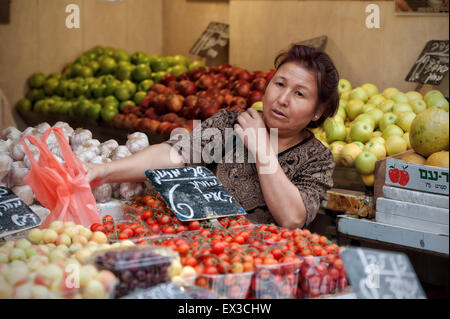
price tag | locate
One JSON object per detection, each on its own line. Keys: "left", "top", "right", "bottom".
{"left": 0, "top": 186, "right": 41, "bottom": 238}
{"left": 189, "top": 22, "right": 229, "bottom": 59}
{"left": 405, "top": 40, "right": 449, "bottom": 85}
{"left": 145, "top": 166, "right": 246, "bottom": 221}
{"left": 340, "top": 247, "right": 426, "bottom": 299}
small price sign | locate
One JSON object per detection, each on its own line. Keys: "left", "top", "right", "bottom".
{"left": 0, "top": 186, "right": 41, "bottom": 238}
{"left": 405, "top": 40, "right": 449, "bottom": 86}
{"left": 341, "top": 247, "right": 426, "bottom": 299}
{"left": 145, "top": 166, "right": 246, "bottom": 221}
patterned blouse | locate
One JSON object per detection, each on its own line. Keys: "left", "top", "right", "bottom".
{"left": 165, "top": 109, "right": 335, "bottom": 228}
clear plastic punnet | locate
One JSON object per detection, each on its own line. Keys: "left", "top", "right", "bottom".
{"left": 297, "top": 255, "right": 349, "bottom": 299}
{"left": 250, "top": 259, "right": 301, "bottom": 299}
{"left": 88, "top": 245, "right": 178, "bottom": 298}
{"left": 195, "top": 271, "right": 254, "bottom": 299}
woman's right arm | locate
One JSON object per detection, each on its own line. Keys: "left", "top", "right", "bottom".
{"left": 86, "top": 142, "right": 185, "bottom": 188}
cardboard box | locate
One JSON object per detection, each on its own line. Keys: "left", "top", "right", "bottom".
{"left": 373, "top": 150, "right": 449, "bottom": 211}
{"left": 376, "top": 197, "right": 449, "bottom": 235}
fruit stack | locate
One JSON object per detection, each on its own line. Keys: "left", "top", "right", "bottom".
{"left": 113, "top": 64, "right": 274, "bottom": 135}
{"left": 16, "top": 46, "right": 204, "bottom": 124}
{"left": 313, "top": 79, "right": 449, "bottom": 187}
{"left": 0, "top": 221, "right": 127, "bottom": 299}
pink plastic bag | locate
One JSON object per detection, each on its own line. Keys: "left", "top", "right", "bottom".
{"left": 21, "top": 127, "right": 102, "bottom": 228}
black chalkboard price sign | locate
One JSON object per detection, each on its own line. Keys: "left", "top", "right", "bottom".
{"left": 145, "top": 166, "right": 246, "bottom": 221}
{"left": 0, "top": 186, "right": 41, "bottom": 238}
{"left": 340, "top": 247, "right": 426, "bottom": 299}
{"left": 189, "top": 22, "right": 229, "bottom": 59}
{"left": 405, "top": 40, "right": 449, "bottom": 85}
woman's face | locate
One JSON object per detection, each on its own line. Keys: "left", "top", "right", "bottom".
{"left": 262, "top": 61, "right": 320, "bottom": 137}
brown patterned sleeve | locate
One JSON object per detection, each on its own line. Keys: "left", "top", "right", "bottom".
{"left": 164, "top": 109, "right": 240, "bottom": 166}
{"left": 292, "top": 140, "right": 335, "bottom": 227}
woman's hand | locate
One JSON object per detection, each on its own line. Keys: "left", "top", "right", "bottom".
{"left": 234, "top": 108, "right": 271, "bottom": 159}
{"left": 84, "top": 162, "right": 109, "bottom": 189}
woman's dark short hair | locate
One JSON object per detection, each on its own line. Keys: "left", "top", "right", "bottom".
{"left": 274, "top": 44, "right": 339, "bottom": 128}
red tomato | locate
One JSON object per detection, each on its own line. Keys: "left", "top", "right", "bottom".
{"left": 90, "top": 223, "right": 102, "bottom": 232}
{"left": 118, "top": 231, "right": 129, "bottom": 240}
{"left": 199, "top": 229, "right": 211, "bottom": 238}
{"left": 175, "top": 225, "right": 187, "bottom": 233}
{"left": 270, "top": 248, "right": 283, "bottom": 260}
{"left": 149, "top": 224, "right": 160, "bottom": 234}
{"left": 177, "top": 243, "right": 190, "bottom": 255}
{"left": 162, "top": 225, "right": 175, "bottom": 234}
{"left": 204, "top": 266, "right": 219, "bottom": 275}
{"left": 232, "top": 235, "right": 245, "bottom": 245}
{"left": 134, "top": 227, "right": 146, "bottom": 237}
{"left": 143, "top": 210, "right": 154, "bottom": 220}
{"left": 102, "top": 215, "right": 114, "bottom": 223}
{"left": 188, "top": 221, "right": 201, "bottom": 231}
{"left": 184, "top": 256, "right": 198, "bottom": 267}
{"left": 211, "top": 241, "right": 227, "bottom": 255}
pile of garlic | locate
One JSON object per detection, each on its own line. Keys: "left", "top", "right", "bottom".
{"left": 0, "top": 122, "right": 152, "bottom": 207}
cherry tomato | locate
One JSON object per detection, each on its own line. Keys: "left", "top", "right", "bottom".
{"left": 103, "top": 215, "right": 114, "bottom": 223}
{"left": 162, "top": 225, "right": 175, "bottom": 234}
{"left": 188, "top": 221, "right": 201, "bottom": 231}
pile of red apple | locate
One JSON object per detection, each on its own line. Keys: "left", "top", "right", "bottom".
{"left": 112, "top": 64, "right": 275, "bottom": 135}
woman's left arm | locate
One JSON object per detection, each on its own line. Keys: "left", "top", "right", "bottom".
{"left": 256, "top": 159, "right": 308, "bottom": 229}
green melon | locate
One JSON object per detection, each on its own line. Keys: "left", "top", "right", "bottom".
{"left": 409, "top": 107, "right": 449, "bottom": 157}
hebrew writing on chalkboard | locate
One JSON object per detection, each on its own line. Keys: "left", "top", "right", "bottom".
{"left": 145, "top": 166, "right": 246, "bottom": 221}
{"left": 405, "top": 40, "right": 449, "bottom": 85}
{"left": 189, "top": 22, "right": 229, "bottom": 59}
{"left": 340, "top": 247, "right": 426, "bottom": 299}
{"left": 297, "top": 35, "right": 328, "bottom": 51}
{"left": 0, "top": 186, "right": 41, "bottom": 238}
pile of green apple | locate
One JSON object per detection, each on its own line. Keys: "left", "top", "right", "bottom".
{"left": 311, "top": 79, "right": 449, "bottom": 186}
{"left": 0, "top": 221, "right": 136, "bottom": 299}
{"left": 15, "top": 46, "right": 206, "bottom": 124}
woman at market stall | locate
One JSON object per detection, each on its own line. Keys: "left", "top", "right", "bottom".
{"left": 87, "top": 44, "right": 339, "bottom": 229}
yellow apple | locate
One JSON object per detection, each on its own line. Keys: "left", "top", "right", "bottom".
{"left": 396, "top": 111, "right": 416, "bottom": 132}
{"left": 371, "top": 132, "right": 383, "bottom": 140}
{"left": 355, "top": 151, "right": 378, "bottom": 174}
{"left": 393, "top": 102, "right": 413, "bottom": 116}
{"left": 338, "top": 79, "right": 352, "bottom": 95}
{"left": 391, "top": 92, "right": 409, "bottom": 104}
{"left": 346, "top": 100, "right": 365, "bottom": 120}
{"left": 366, "top": 108, "right": 384, "bottom": 128}
{"left": 360, "top": 173, "right": 375, "bottom": 187}
{"left": 340, "top": 91, "right": 351, "bottom": 101}
{"left": 410, "top": 99, "right": 427, "bottom": 114}
{"left": 361, "top": 83, "right": 379, "bottom": 98}
{"left": 378, "top": 99, "right": 395, "bottom": 113}
{"left": 403, "top": 132, "right": 411, "bottom": 149}
{"left": 362, "top": 103, "right": 376, "bottom": 114}
{"left": 330, "top": 141, "right": 347, "bottom": 165}
{"left": 379, "top": 112, "right": 397, "bottom": 131}
{"left": 382, "top": 124, "right": 404, "bottom": 139}
{"left": 349, "top": 87, "right": 369, "bottom": 103}
{"left": 340, "top": 143, "right": 363, "bottom": 167}
{"left": 369, "top": 94, "right": 386, "bottom": 106}
{"left": 406, "top": 91, "right": 423, "bottom": 102}
{"left": 382, "top": 88, "right": 399, "bottom": 100}
{"left": 385, "top": 135, "right": 407, "bottom": 156}
{"left": 350, "top": 121, "right": 374, "bottom": 143}
{"left": 354, "top": 114, "right": 376, "bottom": 130}
{"left": 364, "top": 140, "right": 386, "bottom": 160}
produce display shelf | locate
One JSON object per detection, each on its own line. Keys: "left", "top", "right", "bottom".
{"left": 337, "top": 215, "right": 449, "bottom": 256}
